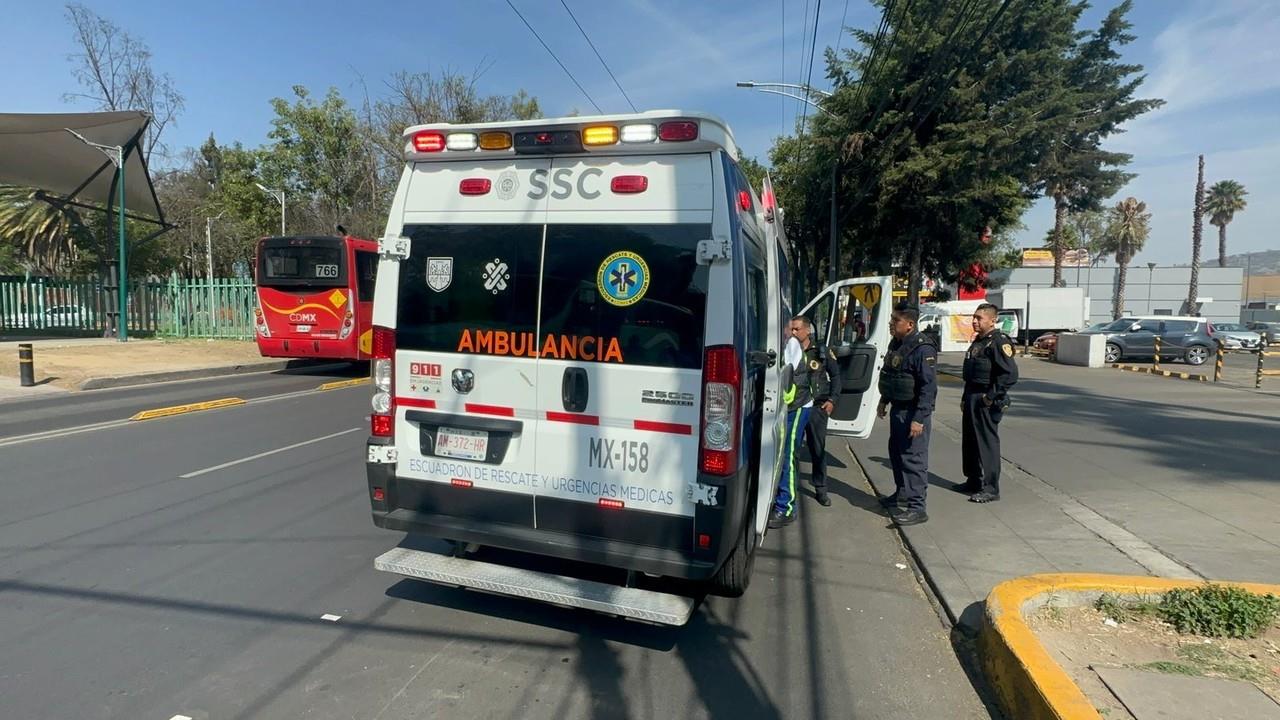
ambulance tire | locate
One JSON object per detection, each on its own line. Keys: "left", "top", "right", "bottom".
{"left": 706, "top": 501, "right": 757, "bottom": 598}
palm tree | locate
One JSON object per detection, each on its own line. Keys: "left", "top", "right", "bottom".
{"left": 0, "top": 185, "right": 91, "bottom": 274}
{"left": 1204, "top": 179, "right": 1248, "bottom": 267}
{"left": 1186, "top": 155, "right": 1205, "bottom": 314}
{"left": 1102, "top": 197, "right": 1152, "bottom": 319}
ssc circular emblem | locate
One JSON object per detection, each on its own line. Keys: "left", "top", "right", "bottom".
{"left": 890, "top": 355, "right": 902, "bottom": 368}
{"left": 809, "top": 359, "right": 821, "bottom": 370}
{"left": 496, "top": 170, "right": 520, "bottom": 200}
{"left": 597, "top": 251, "right": 650, "bottom": 307}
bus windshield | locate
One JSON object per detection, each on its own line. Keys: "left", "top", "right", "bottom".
{"left": 258, "top": 239, "right": 347, "bottom": 288}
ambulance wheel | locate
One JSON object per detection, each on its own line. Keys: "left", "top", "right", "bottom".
{"left": 707, "top": 508, "right": 757, "bottom": 598}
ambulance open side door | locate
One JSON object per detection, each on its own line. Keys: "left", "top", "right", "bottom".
{"left": 796, "top": 276, "right": 893, "bottom": 439}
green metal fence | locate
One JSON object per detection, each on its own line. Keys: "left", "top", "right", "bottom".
{"left": 0, "top": 274, "right": 256, "bottom": 340}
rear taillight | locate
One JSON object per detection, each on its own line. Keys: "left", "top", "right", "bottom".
{"left": 371, "top": 325, "right": 395, "bottom": 437}
{"left": 339, "top": 310, "right": 354, "bottom": 340}
{"left": 699, "top": 345, "right": 740, "bottom": 476}
{"left": 254, "top": 307, "right": 270, "bottom": 337}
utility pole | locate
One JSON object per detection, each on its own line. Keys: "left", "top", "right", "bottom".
{"left": 736, "top": 81, "right": 840, "bottom": 283}
{"left": 66, "top": 129, "right": 128, "bottom": 342}
{"left": 206, "top": 211, "right": 227, "bottom": 332}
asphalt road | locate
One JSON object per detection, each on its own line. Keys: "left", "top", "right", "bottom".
{"left": 0, "top": 363, "right": 367, "bottom": 441}
{"left": 0, "top": 376, "right": 992, "bottom": 720}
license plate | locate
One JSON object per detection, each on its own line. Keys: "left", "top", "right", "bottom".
{"left": 295, "top": 324, "right": 312, "bottom": 333}
{"left": 436, "top": 427, "right": 488, "bottom": 461}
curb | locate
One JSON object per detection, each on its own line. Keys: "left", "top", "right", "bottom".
{"left": 317, "top": 377, "right": 369, "bottom": 391}
{"left": 130, "top": 397, "right": 246, "bottom": 421}
{"left": 78, "top": 359, "right": 347, "bottom": 390}
{"left": 1111, "top": 363, "right": 1207, "bottom": 382}
{"left": 979, "top": 573, "right": 1280, "bottom": 720}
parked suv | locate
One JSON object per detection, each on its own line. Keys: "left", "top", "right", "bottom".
{"left": 1082, "top": 316, "right": 1217, "bottom": 365}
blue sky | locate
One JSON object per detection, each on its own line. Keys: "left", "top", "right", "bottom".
{"left": 4, "top": 0, "right": 1277, "bottom": 265}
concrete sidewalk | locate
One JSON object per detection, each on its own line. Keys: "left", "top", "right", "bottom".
{"left": 0, "top": 338, "right": 288, "bottom": 393}
{"left": 838, "top": 354, "right": 1280, "bottom": 632}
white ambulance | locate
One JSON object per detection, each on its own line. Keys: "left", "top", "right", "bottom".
{"left": 365, "top": 111, "right": 892, "bottom": 625}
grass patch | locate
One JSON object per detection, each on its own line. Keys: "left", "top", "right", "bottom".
{"left": 1176, "top": 643, "right": 1269, "bottom": 684}
{"left": 1159, "top": 585, "right": 1280, "bottom": 639}
{"left": 1094, "top": 592, "right": 1161, "bottom": 622}
{"left": 1139, "top": 660, "right": 1201, "bottom": 676}
{"left": 1096, "top": 585, "right": 1280, "bottom": 639}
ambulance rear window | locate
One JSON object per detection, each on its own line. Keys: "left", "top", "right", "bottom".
{"left": 395, "top": 224, "right": 541, "bottom": 352}
{"left": 539, "top": 224, "right": 709, "bottom": 369}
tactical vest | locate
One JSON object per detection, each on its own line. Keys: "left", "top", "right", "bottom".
{"left": 789, "top": 344, "right": 830, "bottom": 410}
{"left": 878, "top": 333, "right": 933, "bottom": 403}
{"left": 963, "top": 332, "right": 999, "bottom": 386}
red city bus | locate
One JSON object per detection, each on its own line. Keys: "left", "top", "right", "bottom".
{"left": 253, "top": 234, "right": 379, "bottom": 361}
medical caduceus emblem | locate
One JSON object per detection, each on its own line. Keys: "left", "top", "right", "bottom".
{"left": 596, "top": 251, "right": 650, "bottom": 308}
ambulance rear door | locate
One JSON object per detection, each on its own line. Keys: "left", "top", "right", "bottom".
{"left": 532, "top": 153, "right": 715, "bottom": 546}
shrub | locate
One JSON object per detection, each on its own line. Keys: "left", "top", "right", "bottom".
{"left": 1157, "top": 585, "right": 1280, "bottom": 639}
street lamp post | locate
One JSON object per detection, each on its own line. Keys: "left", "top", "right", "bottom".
{"left": 1146, "top": 262, "right": 1157, "bottom": 313}
{"left": 65, "top": 129, "right": 128, "bottom": 342}
{"left": 255, "top": 182, "right": 286, "bottom": 236}
{"left": 736, "top": 81, "right": 840, "bottom": 284}
{"left": 206, "top": 211, "right": 227, "bottom": 333}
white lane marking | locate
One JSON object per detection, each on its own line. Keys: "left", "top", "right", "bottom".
{"left": 170, "top": 715, "right": 194, "bottom": 720}
{"left": 320, "top": 613, "right": 342, "bottom": 622}
{"left": 0, "top": 419, "right": 132, "bottom": 448}
{"left": 179, "top": 428, "right": 362, "bottom": 478}
{"left": 0, "top": 383, "right": 367, "bottom": 449}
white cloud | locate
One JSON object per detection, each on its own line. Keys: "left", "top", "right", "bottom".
{"left": 1145, "top": 0, "right": 1280, "bottom": 113}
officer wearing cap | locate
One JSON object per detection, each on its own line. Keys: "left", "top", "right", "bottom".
{"left": 958, "top": 302, "right": 1019, "bottom": 503}
{"left": 769, "top": 316, "right": 832, "bottom": 529}
{"left": 876, "top": 303, "right": 938, "bottom": 526}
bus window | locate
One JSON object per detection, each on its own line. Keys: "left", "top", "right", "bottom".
{"left": 356, "top": 251, "right": 378, "bottom": 301}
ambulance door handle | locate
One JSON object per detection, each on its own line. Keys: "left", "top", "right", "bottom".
{"left": 561, "top": 367, "right": 589, "bottom": 413}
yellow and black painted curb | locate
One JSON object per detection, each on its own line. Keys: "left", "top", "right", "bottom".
{"left": 979, "top": 573, "right": 1280, "bottom": 720}
{"left": 317, "top": 377, "right": 370, "bottom": 391}
{"left": 1111, "top": 364, "right": 1207, "bottom": 382}
{"left": 130, "top": 397, "right": 246, "bottom": 421}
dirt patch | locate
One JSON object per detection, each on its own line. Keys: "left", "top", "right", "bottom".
{"left": 0, "top": 339, "right": 266, "bottom": 389}
{"left": 1030, "top": 604, "right": 1280, "bottom": 717}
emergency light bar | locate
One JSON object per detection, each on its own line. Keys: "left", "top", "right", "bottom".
{"left": 402, "top": 110, "right": 731, "bottom": 161}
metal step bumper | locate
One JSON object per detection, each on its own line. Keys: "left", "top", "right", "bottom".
{"left": 374, "top": 547, "right": 696, "bottom": 626}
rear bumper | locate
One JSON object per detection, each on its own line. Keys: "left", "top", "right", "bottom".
{"left": 366, "top": 454, "right": 749, "bottom": 581}
{"left": 257, "top": 336, "right": 361, "bottom": 360}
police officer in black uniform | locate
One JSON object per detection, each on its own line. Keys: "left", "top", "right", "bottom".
{"left": 876, "top": 303, "right": 938, "bottom": 526}
{"left": 958, "top": 302, "right": 1019, "bottom": 503}
{"left": 802, "top": 321, "right": 843, "bottom": 507}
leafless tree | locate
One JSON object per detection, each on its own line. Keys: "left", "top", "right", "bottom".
{"left": 63, "top": 3, "right": 185, "bottom": 163}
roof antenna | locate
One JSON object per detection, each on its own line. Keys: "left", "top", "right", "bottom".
{"left": 336, "top": 224, "right": 348, "bottom": 236}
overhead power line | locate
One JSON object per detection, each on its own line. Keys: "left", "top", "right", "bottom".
{"left": 505, "top": 0, "right": 603, "bottom": 114}
{"left": 796, "top": 0, "right": 814, "bottom": 131}
{"left": 799, "top": 0, "right": 824, "bottom": 136}
{"left": 833, "top": 0, "right": 852, "bottom": 55}
{"left": 559, "top": 0, "right": 637, "bottom": 112}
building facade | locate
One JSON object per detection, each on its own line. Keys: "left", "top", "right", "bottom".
{"left": 985, "top": 266, "right": 1243, "bottom": 325}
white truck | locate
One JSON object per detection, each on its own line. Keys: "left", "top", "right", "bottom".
{"left": 985, "top": 287, "right": 1089, "bottom": 341}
